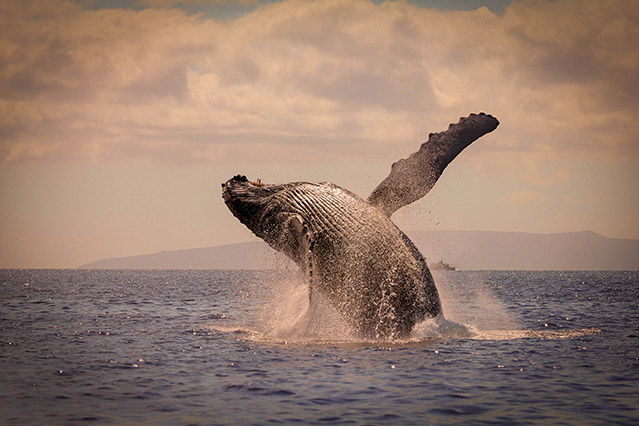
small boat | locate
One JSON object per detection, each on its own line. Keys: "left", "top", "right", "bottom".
{"left": 430, "top": 260, "right": 456, "bottom": 271}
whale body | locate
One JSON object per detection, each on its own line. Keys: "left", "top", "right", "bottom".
{"left": 222, "top": 113, "right": 499, "bottom": 339}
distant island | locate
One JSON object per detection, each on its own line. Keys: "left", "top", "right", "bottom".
{"left": 78, "top": 230, "right": 639, "bottom": 271}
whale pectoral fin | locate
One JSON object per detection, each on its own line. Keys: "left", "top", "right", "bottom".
{"left": 284, "top": 214, "right": 315, "bottom": 283}
{"left": 367, "top": 113, "right": 499, "bottom": 216}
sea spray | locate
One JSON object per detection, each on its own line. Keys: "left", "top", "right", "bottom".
{"left": 410, "top": 316, "right": 476, "bottom": 339}
{"left": 216, "top": 250, "right": 521, "bottom": 343}
{"left": 255, "top": 267, "right": 486, "bottom": 343}
{"left": 260, "top": 271, "right": 355, "bottom": 342}
{"left": 238, "top": 256, "right": 523, "bottom": 343}
{"left": 433, "top": 270, "right": 519, "bottom": 331}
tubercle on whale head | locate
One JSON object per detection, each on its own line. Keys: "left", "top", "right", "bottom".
{"left": 221, "top": 174, "right": 265, "bottom": 188}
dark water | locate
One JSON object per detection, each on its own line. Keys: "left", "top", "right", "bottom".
{"left": 1, "top": 269, "right": 637, "bottom": 425}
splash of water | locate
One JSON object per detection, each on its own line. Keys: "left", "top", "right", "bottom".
{"left": 206, "top": 264, "right": 599, "bottom": 344}
{"left": 433, "top": 271, "right": 520, "bottom": 331}
{"left": 232, "top": 270, "right": 482, "bottom": 344}
{"left": 260, "top": 272, "right": 356, "bottom": 343}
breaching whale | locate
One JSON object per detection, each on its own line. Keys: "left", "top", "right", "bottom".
{"left": 222, "top": 113, "right": 499, "bottom": 339}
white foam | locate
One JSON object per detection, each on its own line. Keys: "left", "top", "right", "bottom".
{"left": 471, "top": 328, "right": 603, "bottom": 341}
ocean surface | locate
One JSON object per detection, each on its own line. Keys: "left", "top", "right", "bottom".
{"left": 1, "top": 269, "right": 637, "bottom": 425}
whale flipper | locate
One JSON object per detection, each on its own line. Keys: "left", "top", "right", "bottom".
{"left": 275, "top": 214, "right": 314, "bottom": 280}
{"left": 367, "top": 113, "right": 499, "bottom": 216}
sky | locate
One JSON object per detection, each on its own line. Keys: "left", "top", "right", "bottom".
{"left": 0, "top": 0, "right": 637, "bottom": 268}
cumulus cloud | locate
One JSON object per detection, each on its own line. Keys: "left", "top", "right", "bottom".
{"left": 0, "top": 0, "right": 637, "bottom": 165}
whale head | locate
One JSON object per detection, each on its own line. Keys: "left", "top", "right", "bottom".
{"left": 221, "top": 174, "right": 291, "bottom": 240}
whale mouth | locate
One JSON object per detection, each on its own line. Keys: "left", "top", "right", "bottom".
{"left": 222, "top": 177, "right": 242, "bottom": 202}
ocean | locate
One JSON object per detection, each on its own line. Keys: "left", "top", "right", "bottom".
{"left": 1, "top": 269, "right": 637, "bottom": 424}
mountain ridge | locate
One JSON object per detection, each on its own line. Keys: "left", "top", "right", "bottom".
{"left": 77, "top": 230, "right": 639, "bottom": 270}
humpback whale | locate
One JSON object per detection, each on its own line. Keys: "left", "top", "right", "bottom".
{"left": 222, "top": 113, "right": 499, "bottom": 339}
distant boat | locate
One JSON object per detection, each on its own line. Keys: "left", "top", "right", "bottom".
{"left": 430, "top": 260, "right": 456, "bottom": 271}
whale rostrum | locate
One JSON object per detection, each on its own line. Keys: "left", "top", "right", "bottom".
{"left": 222, "top": 113, "right": 499, "bottom": 339}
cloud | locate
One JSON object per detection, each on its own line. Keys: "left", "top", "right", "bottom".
{"left": 0, "top": 0, "right": 637, "bottom": 165}
{"left": 137, "top": 0, "right": 258, "bottom": 5}
{"left": 505, "top": 190, "right": 537, "bottom": 205}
